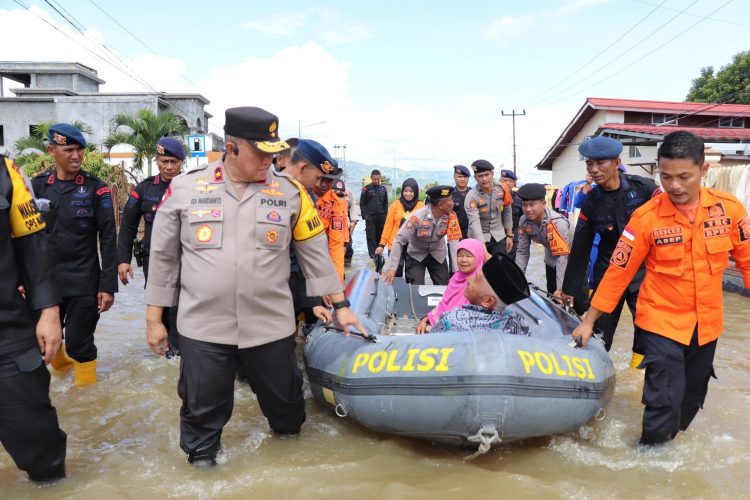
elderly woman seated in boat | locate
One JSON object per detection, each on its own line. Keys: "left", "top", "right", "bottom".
{"left": 416, "top": 238, "right": 486, "bottom": 333}
{"left": 429, "top": 254, "right": 530, "bottom": 335}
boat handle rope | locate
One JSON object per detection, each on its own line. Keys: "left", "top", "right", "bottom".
{"left": 334, "top": 404, "right": 348, "bottom": 418}
{"left": 465, "top": 425, "right": 501, "bottom": 460}
{"left": 322, "top": 325, "right": 379, "bottom": 343}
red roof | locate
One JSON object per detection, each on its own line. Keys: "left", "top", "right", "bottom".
{"left": 600, "top": 123, "right": 750, "bottom": 141}
{"left": 587, "top": 97, "right": 750, "bottom": 117}
{"left": 536, "top": 97, "right": 750, "bottom": 170}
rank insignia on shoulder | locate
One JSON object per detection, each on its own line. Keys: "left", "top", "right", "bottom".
{"left": 214, "top": 166, "right": 224, "bottom": 182}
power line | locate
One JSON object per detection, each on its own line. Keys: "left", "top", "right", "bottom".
{"left": 528, "top": 0, "right": 700, "bottom": 109}
{"left": 634, "top": 0, "right": 750, "bottom": 28}
{"left": 522, "top": 0, "right": 667, "bottom": 107}
{"left": 531, "top": 0, "right": 733, "bottom": 110}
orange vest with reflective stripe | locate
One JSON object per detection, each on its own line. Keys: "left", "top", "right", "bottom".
{"left": 591, "top": 189, "right": 750, "bottom": 346}
{"left": 316, "top": 190, "right": 348, "bottom": 282}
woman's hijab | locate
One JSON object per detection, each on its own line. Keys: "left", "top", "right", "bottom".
{"left": 400, "top": 178, "right": 420, "bottom": 212}
{"left": 427, "top": 238, "right": 485, "bottom": 326}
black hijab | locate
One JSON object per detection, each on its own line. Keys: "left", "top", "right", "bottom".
{"left": 400, "top": 178, "right": 420, "bottom": 212}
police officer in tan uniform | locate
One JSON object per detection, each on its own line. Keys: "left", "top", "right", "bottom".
{"left": 464, "top": 159, "right": 513, "bottom": 256}
{"left": 514, "top": 183, "right": 572, "bottom": 299}
{"left": 382, "top": 185, "right": 462, "bottom": 285}
{"left": 145, "top": 106, "right": 366, "bottom": 465}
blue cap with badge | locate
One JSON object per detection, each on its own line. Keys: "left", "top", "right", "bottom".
{"left": 578, "top": 136, "right": 623, "bottom": 160}
{"left": 296, "top": 139, "right": 341, "bottom": 177}
{"left": 49, "top": 123, "right": 86, "bottom": 148}
{"left": 500, "top": 169, "right": 517, "bottom": 181}
{"left": 156, "top": 137, "right": 186, "bottom": 160}
{"left": 453, "top": 165, "right": 471, "bottom": 176}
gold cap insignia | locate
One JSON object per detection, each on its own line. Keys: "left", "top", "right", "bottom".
{"left": 53, "top": 133, "right": 67, "bottom": 145}
{"left": 471, "top": 165, "right": 478, "bottom": 173}
{"left": 441, "top": 189, "right": 450, "bottom": 196}
{"left": 321, "top": 161, "right": 334, "bottom": 174}
{"left": 156, "top": 144, "right": 165, "bottom": 155}
{"left": 269, "top": 121, "right": 277, "bottom": 138}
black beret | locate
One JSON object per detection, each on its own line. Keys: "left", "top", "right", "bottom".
{"left": 453, "top": 164, "right": 471, "bottom": 176}
{"left": 517, "top": 183, "right": 546, "bottom": 201}
{"left": 224, "top": 106, "right": 289, "bottom": 154}
{"left": 482, "top": 254, "right": 530, "bottom": 305}
{"left": 578, "top": 136, "right": 623, "bottom": 160}
{"left": 500, "top": 169, "right": 517, "bottom": 181}
{"left": 425, "top": 185, "right": 454, "bottom": 200}
{"left": 471, "top": 159, "right": 494, "bottom": 173}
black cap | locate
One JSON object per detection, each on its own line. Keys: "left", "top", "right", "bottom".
{"left": 224, "top": 106, "right": 289, "bottom": 154}
{"left": 482, "top": 254, "right": 530, "bottom": 305}
{"left": 517, "top": 183, "right": 546, "bottom": 201}
{"left": 471, "top": 159, "right": 494, "bottom": 173}
{"left": 425, "top": 185, "right": 454, "bottom": 201}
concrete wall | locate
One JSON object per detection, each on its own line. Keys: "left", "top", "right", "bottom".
{"left": 164, "top": 97, "right": 207, "bottom": 134}
{"left": 0, "top": 100, "right": 57, "bottom": 153}
{"left": 37, "top": 73, "right": 73, "bottom": 89}
{"left": 78, "top": 76, "right": 100, "bottom": 93}
{"left": 55, "top": 96, "right": 157, "bottom": 145}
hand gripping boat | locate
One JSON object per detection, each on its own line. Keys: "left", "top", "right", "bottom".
{"left": 304, "top": 269, "right": 615, "bottom": 452}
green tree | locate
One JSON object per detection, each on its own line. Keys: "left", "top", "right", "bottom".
{"left": 420, "top": 180, "right": 439, "bottom": 201}
{"left": 686, "top": 50, "right": 750, "bottom": 104}
{"left": 104, "top": 108, "right": 188, "bottom": 177}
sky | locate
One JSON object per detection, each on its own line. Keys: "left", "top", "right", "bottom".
{"left": 1, "top": 0, "right": 749, "bottom": 182}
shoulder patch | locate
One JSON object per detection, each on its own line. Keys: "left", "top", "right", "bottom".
{"left": 293, "top": 187, "right": 325, "bottom": 241}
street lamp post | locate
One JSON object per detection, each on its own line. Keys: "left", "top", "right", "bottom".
{"left": 298, "top": 119, "right": 327, "bottom": 138}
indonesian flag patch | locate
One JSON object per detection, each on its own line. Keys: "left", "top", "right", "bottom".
{"left": 622, "top": 225, "right": 636, "bottom": 241}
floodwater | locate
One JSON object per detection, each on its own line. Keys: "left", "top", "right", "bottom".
{"left": 3, "top": 221, "right": 750, "bottom": 499}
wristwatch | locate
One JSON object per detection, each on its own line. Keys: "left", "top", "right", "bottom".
{"left": 332, "top": 299, "right": 351, "bottom": 310}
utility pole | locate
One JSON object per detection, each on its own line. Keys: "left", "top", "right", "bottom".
{"left": 501, "top": 109, "right": 526, "bottom": 175}
{"left": 333, "top": 144, "right": 347, "bottom": 171}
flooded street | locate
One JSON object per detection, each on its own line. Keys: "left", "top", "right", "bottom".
{"left": 3, "top": 221, "right": 750, "bottom": 499}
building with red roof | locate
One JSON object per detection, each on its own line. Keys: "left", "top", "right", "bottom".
{"left": 536, "top": 97, "right": 750, "bottom": 187}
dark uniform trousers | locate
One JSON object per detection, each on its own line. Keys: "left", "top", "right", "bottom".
{"left": 486, "top": 236, "right": 509, "bottom": 257}
{"left": 636, "top": 326, "right": 716, "bottom": 445}
{"left": 0, "top": 348, "right": 67, "bottom": 480}
{"left": 592, "top": 286, "right": 639, "bottom": 352}
{"left": 405, "top": 254, "right": 449, "bottom": 285}
{"left": 60, "top": 295, "right": 100, "bottom": 362}
{"left": 365, "top": 215, "right": 386, "bottom": 259}
{"left": 545, "top": 265, "right": 556, "bottom": 294}
{"left": 178, "top": 335, "right": 305, "bottom": 462}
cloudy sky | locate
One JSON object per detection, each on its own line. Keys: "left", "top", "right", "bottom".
{"left": 2, "top": 0, "right": 749, "bottom": 181}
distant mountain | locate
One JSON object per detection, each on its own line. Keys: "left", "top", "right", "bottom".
{"left": 340, "top": 160, "right": 456, "bottom": 191}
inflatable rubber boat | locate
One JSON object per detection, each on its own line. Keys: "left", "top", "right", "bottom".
{"left": 304, "top": 269, "right": 615, "bottom": 450}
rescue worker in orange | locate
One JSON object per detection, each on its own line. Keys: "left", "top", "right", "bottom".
{"left": 375, "top": 178, "right": 423, "bottom": 277}
{"left": 572, "top": 131, "right": 750, "bottom": 446}
{"left": 313, "top": 165, "right": 348, "bottom": 283}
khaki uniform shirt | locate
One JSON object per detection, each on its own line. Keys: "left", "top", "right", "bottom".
{"left": 146, "top": 160, "right": 341, "bottom": 348}
{"left": 515, "top": 207, "right": 572, "bottom": 290}
{"left": 384, "top": 205, "right": 461, "bottom": 273}
{"left": 464, "top": 182, "right": 513, "bottom": 242}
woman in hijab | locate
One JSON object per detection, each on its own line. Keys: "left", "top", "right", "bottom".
{"left": 375, "top": 178, "right": 422, "bottom": 277}
{"left": 416, "top": 238, "right": 485, "bottom": 333}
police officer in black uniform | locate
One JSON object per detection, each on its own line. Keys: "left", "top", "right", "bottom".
{"left": 1, "top": 155, "right": 67, "bottom": 482}
{"left": 561, "top": 136, "right": 658, "bottom": 357}
{"left": 31, "top": 124, "right": 118, "bottom": 386}
{"left": 501, "top": 169, "right": 522, "bottom": 261}
{"left": 452, "top": 164, "right": 471, "bottom": 239}
{"left": 360, "top": 169, "right": 388, "bottom": 259}
{"left": 117, "top": 137, "right": 184, "bottom": 356}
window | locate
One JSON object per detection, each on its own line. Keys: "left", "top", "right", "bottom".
{"left": 718, "top": 117, "right": 745, "bottom": 128}
{"left": 629, "top": 145, "right": 642, "bottom": 158}
{"left": 652, "top": 114, "right": 678, "bottom": 125}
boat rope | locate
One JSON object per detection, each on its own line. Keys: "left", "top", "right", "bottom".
{"left": 465, "top": 425, "right": 501, "bottom": 460}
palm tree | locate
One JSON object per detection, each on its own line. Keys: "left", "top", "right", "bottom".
{"left": 14, "top": 120, "right": 94, "bottom": 156}
{"left": 104, "top": 108, "right": 188, "bottom": 177}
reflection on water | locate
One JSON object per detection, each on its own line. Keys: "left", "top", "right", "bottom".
{"left": 2, "top": 222, "right": 750, "bottom": 498}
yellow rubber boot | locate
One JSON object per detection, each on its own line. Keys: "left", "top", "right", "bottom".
{"left": 73, "top": 360, "right": 97, "bottom": 386}
{"left": 629, "top": 352, "right": 645, "bottom": 369}
{"left": 49, "top": 344, "right": 74, "bottom": 373}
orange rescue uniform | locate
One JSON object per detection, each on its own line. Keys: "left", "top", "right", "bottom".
{"left": 316, "top": 190, "right": 349, "bottom": 283}
{"left": 379, "top": 199, "right": 425, "bottom": 250}
{"left": 591, "top": 188, "right": 750, "bottom": 346}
